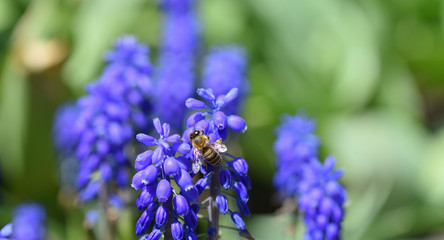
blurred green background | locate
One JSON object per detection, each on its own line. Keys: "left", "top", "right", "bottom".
{"left": 1, "top": 0, "right": 444, "bottom": 239}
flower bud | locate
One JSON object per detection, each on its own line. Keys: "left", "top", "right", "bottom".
{"left": 162, "top": 123, "right": 170, "bottom": 138}
{"left": 216, "top": 195, "right": 228, "bottom": 215}
{"left": 197, "top": 88, "right": 215, "bottom": 101}
{"left": 223, "top": 88, "right": 239, "bottom": 105}
{"left": 152, "top": 146, "right": 165, "bottom": 164}
{"left": 136, "top": 210, "right": 154, "bottom": 235}
{"left": 156, "top": 179, "right": 171, "bottom": 203}
{"left": 233, "top": 158, "right": 248, "bottom": 175}
{"left": 219, "top": 170, "right": 232, "bottom": 190}
{"left": 153, "top": 118, "right": 163, "bottom": 135}
{"left": 166, "top": 134, "right": 180, "bottom": 143}
{"left": 234, "top": 182, "right": 249, "bottom": 203}
{"left": 185, "top": 98, "right": 206, "bottom": 109}
{"left": 147, "top": 228, "right": 162, "bottom": 240}
{"left": 135, "top": 150, "right": 153, "bottom": 171}
{"left": 175, "top": 169, "right": 193, "bottom": 190}
{"left": 171, "top": 221, "right": 183, "bottom": 240}
{"left": 182, "top": 186, "right": 199, "bottom": 203}
{"left": 137, "top": 186, "right": 155, "bottom": 211}
{"left": 164, "top": 157, "right": 180, "bottom": 176}
{"left": 136, "top": 133, "right": 156, "bottom": 146}
{"left": 131, "top": 171, "right": 144, "bottom": 190}
{"left": 141, "top": 165, "right": 158, "bottom": 185}
{"left": 155, "top": 205, "right": 167, "bottom": 227}
{"left": 227, "top": 115, "right": 247, "bottom": 132}
{"left": 173, "top": 194, "right": 189, "bottom": 216}
{"left": 230, "top": 212, "right": 245, "bottom": 230}
{"left": 213, "top": 111, "right": 226, "bottom": 130}
{"left": 195, "top": 178, "right": 207, "bottom": 194}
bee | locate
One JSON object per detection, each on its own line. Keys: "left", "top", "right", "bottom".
{"left": 189, "top": 129, "right": 227, "bottom": 173}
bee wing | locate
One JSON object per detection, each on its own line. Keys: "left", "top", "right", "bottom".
{"left": 192, "top": 147, "right": 202, "bottom": 160}
{"left": 192, "top": 160, "right": 202, "bottom": 174}
{"left": 192, "top": 147, "right": 203, "bottom": 174}
{"left": 211, "top": 139, "right": 227, "bottom": 153}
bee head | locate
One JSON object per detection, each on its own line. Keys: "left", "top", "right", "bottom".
{"left": 189, "top": 130, "right": 201, "bottom": 141}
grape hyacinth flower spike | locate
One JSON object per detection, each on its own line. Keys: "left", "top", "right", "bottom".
{"left": 299, "top": 157, "right": 346, "bottom": 240}
{"left": 273, "top": 112, "right": 346, "bottom": 240}
{"left": 74, "top": 35, "right": 152, "bottom": 204}
{"left": 132, "top": 118, "right": 201, "bottom": 240}
{"left": 184, "top": 88, "right": 254, "bottom": 239}
{"left": 273, "top": 113, "right": 319, "bottom": 200}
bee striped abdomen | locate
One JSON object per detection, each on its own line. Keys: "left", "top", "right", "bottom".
{"left": 202, "top": 146, "right": 222, "bottom": 166}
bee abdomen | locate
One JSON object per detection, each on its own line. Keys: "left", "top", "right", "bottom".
{"left": 203, "top": 147, "right": 222, "bottom": 166}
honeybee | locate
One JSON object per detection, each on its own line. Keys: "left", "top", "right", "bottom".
{"left": 189, "top": 129, "right": 227, "bottom": 173}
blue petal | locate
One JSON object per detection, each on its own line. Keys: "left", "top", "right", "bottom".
{"left": 227, "top": 115, "right": 247, "bottom": 132}
{"left": 197, "top": 88, "right": 215, "bottom": 101}
{"left": 222, "top": 88, "right": 238, "bottom": 105}
{"left": 136, "top": 133, "right": 156, "bottom": 146}
{"left": 162, "top": 123, "right": 170, "bottom": 138}
{"left": 185, "top": 98, "right": 206, "bottom": 109}
{"left": 165, "top": 134, "right": 181, "bottom": 143}
{"left": 153, "top": 118, "right": 163, "bottom": 136}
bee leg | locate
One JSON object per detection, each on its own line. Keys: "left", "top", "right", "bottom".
{"left": 200, "top": 128, "right": 205, "bottom": 135}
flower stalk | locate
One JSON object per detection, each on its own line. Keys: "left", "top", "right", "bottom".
{"left": 207, "top": 166, "right": 221, "bottom": 240}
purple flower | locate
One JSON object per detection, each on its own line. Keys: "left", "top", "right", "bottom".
{"left": 183, "top": 87, "right": 252, "bottom": 237}
{"left": 299, "top": 157, "right": 346, "bottom": 240}
{"left": 185, "top": 88, "right": 248, "bottom": 143}
{"left": 273, "top": 113, "right": 319, "bottom": 200}
{"left": 133, "top": 118, "right": 199, "bottom": 238}
{"left": 72, "top": 35, "right": 153, "bottom": 204}
{"left": 155, "top": 0, "right": 200, "bottom": 130}
{"left": 273, "top": 112, "right": 346, "bottom": 239}
{"left": 202, "top": 46, "right": 249, "bottom": 115}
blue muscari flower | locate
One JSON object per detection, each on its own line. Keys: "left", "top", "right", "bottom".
{"left": 273, "top": 113, "right": 319, "bottom": 200}
{"left": 0, "top": 203, "right": 47, "bottom": 240}
{"left": 185, "top": 88, "right": 247, "bottom": 143}
{"left": 299, "top": 157, "right": 346, "bottom": 240}
{"left": 132, "top": 118, "right": 200, "bottom": 239}
{"left": 184, "top": 88, "right": 252, "bottom": 236}
{"left": 74, "top": 35, "right": 153, "bottom": 203}
{"left": 202, "top": 46, "right": 249, "bottom": 115}
{"left": 155, "top": 0, "right": 200, "bottom": 130}
{"left": 273, "top": 113, "right": 346, "bottom": 239}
